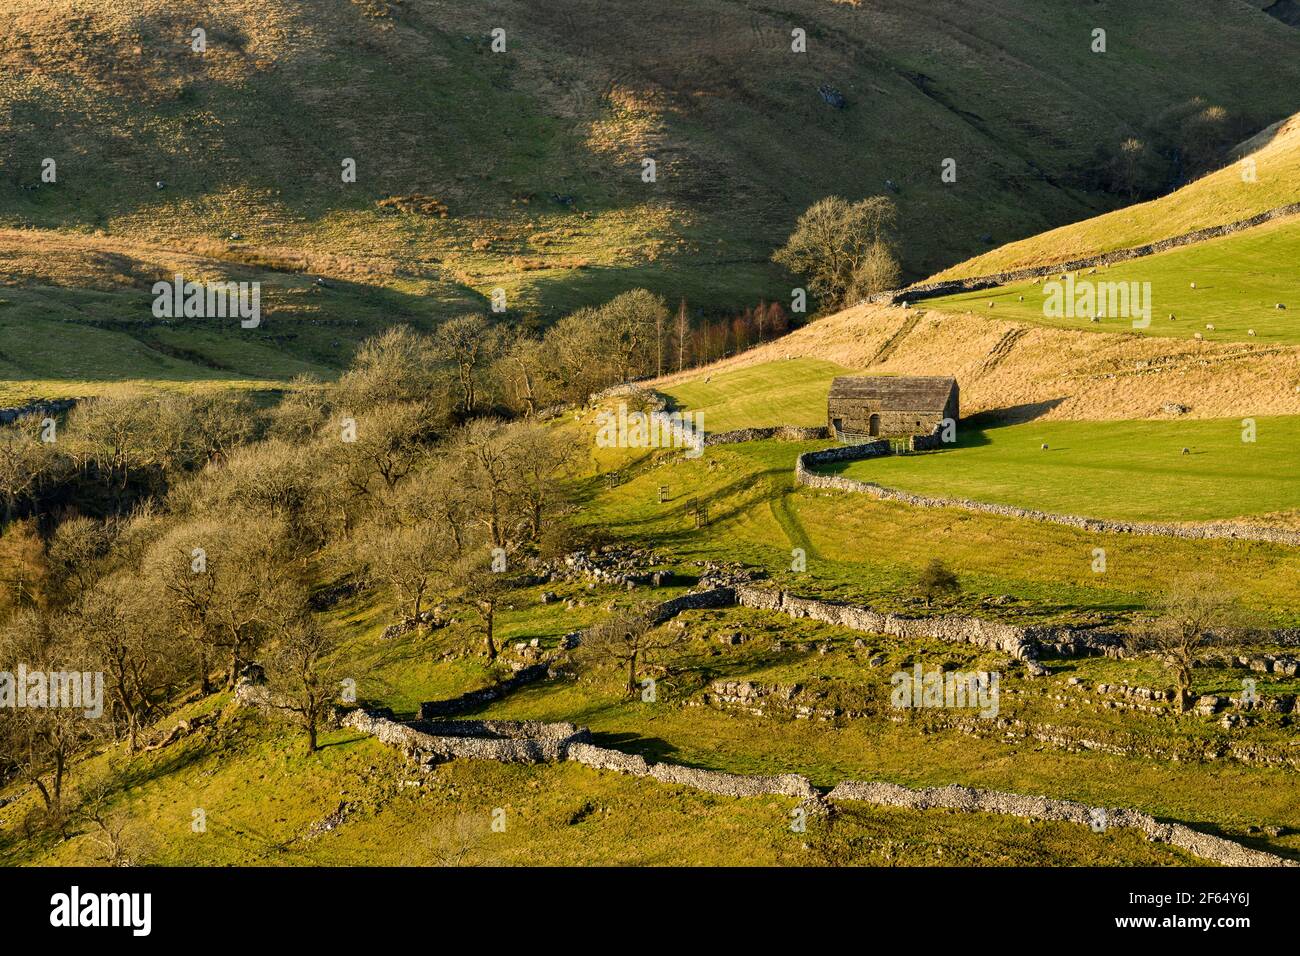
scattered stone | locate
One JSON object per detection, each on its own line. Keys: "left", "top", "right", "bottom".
{"left": 541, "top": 591, "right": 559, "bottom": 604}
{"left": 1193, "top": 695, "right": 1225, "bottom": 717}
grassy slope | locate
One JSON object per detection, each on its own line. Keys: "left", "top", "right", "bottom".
{"left": 660, "top": 358, "right": 850, "bottom": 431}
{"left": 827, "top": 416, "right": 1300, "bottom": 522}
{"left": 6, "top": 422, "right": 1298, "bottom": 865}
{"left": 651, "top": 300, "right": 1300, "bottom": 422}
{"left": 931, "top": 111, "right": 1300, "bottom": 281}
{"left": 1, "top": 709, "right": 1196, "bottom": 866}
{"left": 574, "top": 431, "right": 1300, "bottom": 627}
{"left": 923, "top": 215, "right": 1300, "bottom": 344}
{"left": 0, "top": 231, "right": 481, "bottom": 403}
{"left": 0, "top": 590, "right": 1209, "bottom": 868}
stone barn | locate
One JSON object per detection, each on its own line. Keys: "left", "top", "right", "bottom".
{"left": 827, "top": 375, "right": 959, "bottom": 440}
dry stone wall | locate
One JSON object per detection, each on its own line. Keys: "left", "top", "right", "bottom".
{"left": 705, "top": 425, "right": 829, "bottom": 445}
{"left": 827, "top": 781, "right": 1294, "bottom": 867}
{"left": 869, "top": 202, "right": 1300, "bottom": 305}
{"left": 343, "top": 709, "right": 589, "bottom": 764}
{"left": 736, "top": 583, "right": 1040, "bottom": 660}
{"left": 795, "top": 443, "right": 1300, "bottom": 548}
{"left": 0, "top": 398, "right": 78, "bottom": 425}
{"left": 341, "top": 706, "right": 1293, "bottom": 865}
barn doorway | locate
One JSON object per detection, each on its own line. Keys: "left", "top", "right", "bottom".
{"left": 869, "top": 414, "right": 881, "bottom": 437}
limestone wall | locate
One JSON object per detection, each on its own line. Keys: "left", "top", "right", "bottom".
{"left": 870, "top": 202, "right": 1300, "bottom": 305}
{"left": 647, "top": 587, "right": 737, "bottom": 624}
{"left": 705, "top": 424, "right": 829, "bottom": 445}
{"left": 735, "top": 584, "right": 1037, "bottom": 660}
{"left": 828, "top": 780, "right": 1294, "bottom": 867}
{"left": 342, "top": 706, "right": 1294, "bottom": 866}
{"left": 343, "top": 709, "right": 590, "bottom": 764}
{"left": 0, "top": 398, "right": 78, "bottom": 426}
{"left": 795, "top": 442, "right": 1300, "bottom": 548}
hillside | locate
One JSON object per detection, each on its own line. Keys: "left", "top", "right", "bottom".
{"left": 930, "top": 110, "right": 1300, "bottom": 281}
{"left": 3, "top": 0, "right": 1300, "bottom": 321}
{"left": 923, "top": 213, "right": 1300, "bottom": 343}
{"left": 0, "top": 228, "right": 480, "bottom": 404}
{"left": 655, "top": 301, "right": 1300, "bottom": 422}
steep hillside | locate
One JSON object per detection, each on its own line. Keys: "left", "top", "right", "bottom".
{"left": 0, "top": 228, "right": 480, "bottom": 404}
{"left": 931, "top": 111, "right": 1300, "bottom": 281}
{"left": 654, "top": 302, "right": 1300, "bottom": 421}
{"left": 3, "top": 0, "right": 1299, "bottom": 317}
{"left": 924, "top": 214, "right": 1300, "bottom": 343}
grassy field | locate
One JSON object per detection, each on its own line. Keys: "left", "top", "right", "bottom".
{"left": 572, "top": 430, "right": 1300, "bottom": 628}
{"left": 924, "top": 216, "right": 1300, "bottom": 344}
{"left": 931, "top": 112, "right": 1300, "bottom": 280}
{"left": 826, "top": 415, "right": 1300, "bottom": 522}
{"left": 660, "top": 357, "right": 849, "bottom": 431}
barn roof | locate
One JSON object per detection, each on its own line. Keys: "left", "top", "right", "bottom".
{"left": 827, "top": 375, "right": 956, "bottom": 410}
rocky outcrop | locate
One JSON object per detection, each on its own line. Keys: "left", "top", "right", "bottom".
{"left": 827, "top": 780, "right": 1295, "bottom": 867}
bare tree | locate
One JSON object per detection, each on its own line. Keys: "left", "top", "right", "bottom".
{"left": 579, "top": 606, "right": 686, "bottom": 696}
{"left": 0, "top": 417, "right": 55, "bottom": 525}
{"left": 675, "top": 298, "right": 690, "bottom": 372}
{"left": 456, "top": 556, "right": 511, "bottom": 662}
{"left": 263, "top": 617, "right": 340, "bottom": 752}
{"left": 1130, "top": 576, "right": 1252, "bottom": 713}
{"left": 435, "top": 314, "right": 498, "bottom": 415}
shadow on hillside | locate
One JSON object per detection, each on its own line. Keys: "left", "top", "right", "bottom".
{"left": 967, "top": 398, "right": 1067, "bottom": 427}
{"left": 589, "top": 731, "right": 679, "bottom": 764}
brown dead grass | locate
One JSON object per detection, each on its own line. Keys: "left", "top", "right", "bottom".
{"left": 655, "top": 302, "right": 1300, "bottom": 422}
